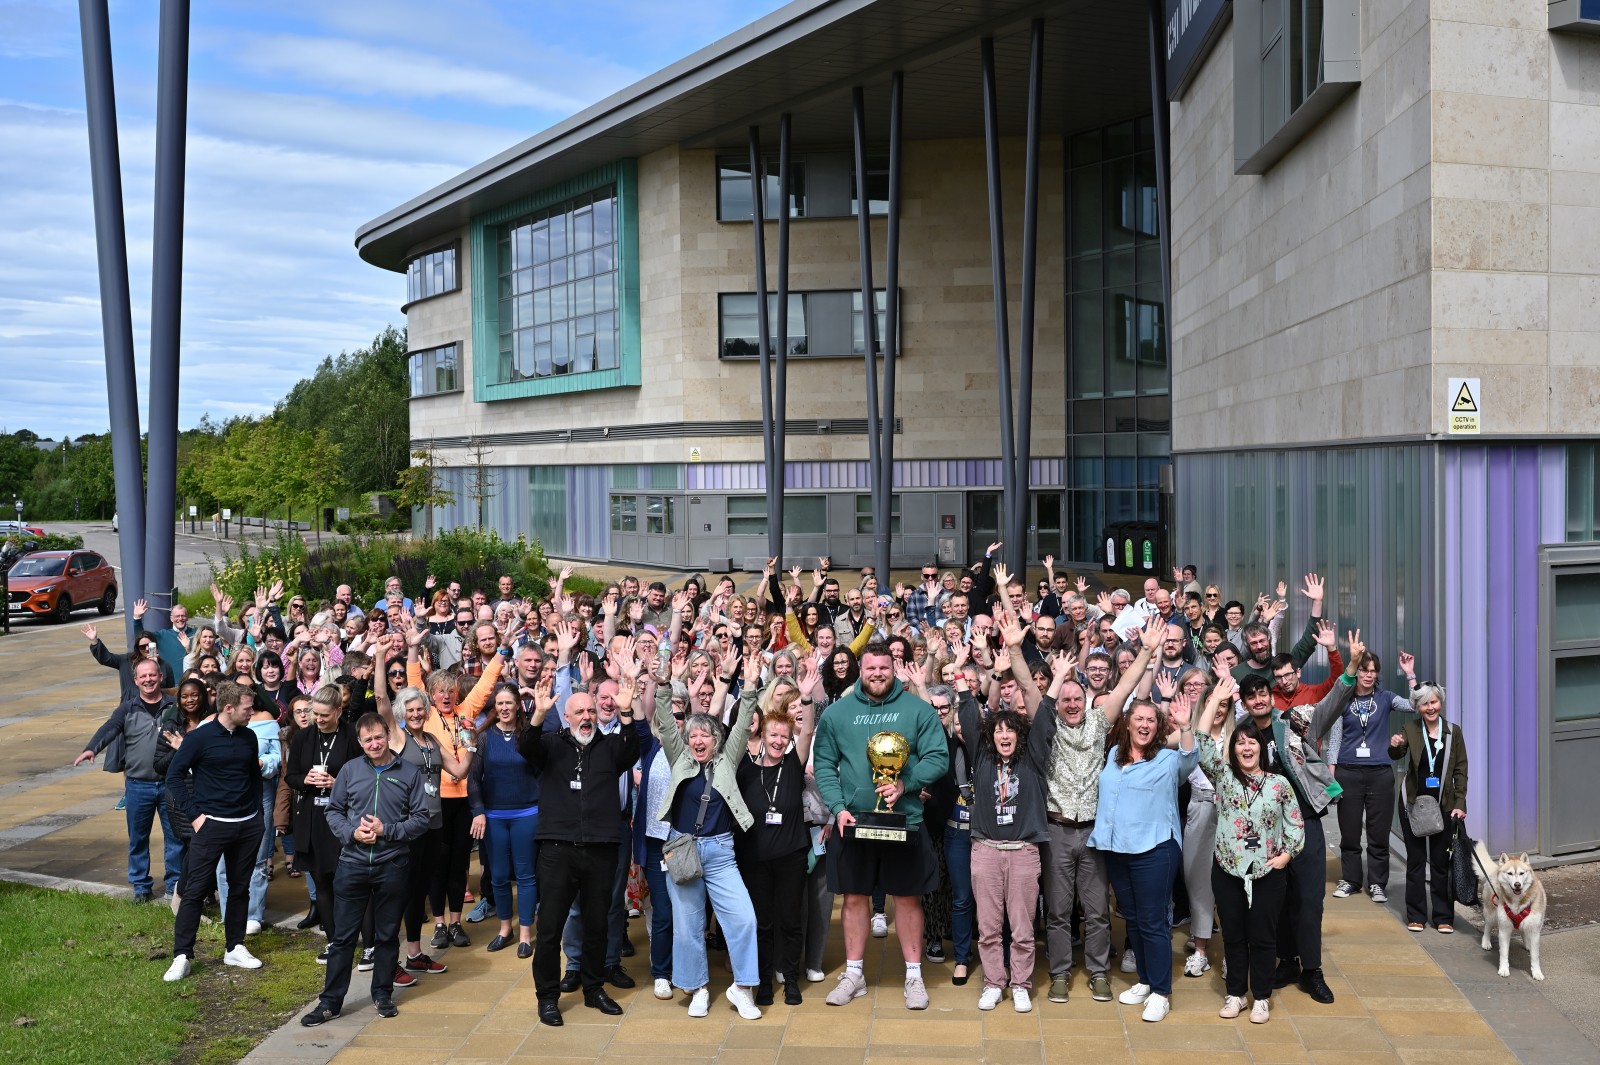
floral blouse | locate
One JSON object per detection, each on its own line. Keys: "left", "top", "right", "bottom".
{"left": 1198, "top": 740, "right": 1304, "bottom": 885}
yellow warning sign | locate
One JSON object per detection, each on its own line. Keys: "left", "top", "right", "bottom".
{"left": 1447, "top": 377, "right": 1480, "bottom": 435}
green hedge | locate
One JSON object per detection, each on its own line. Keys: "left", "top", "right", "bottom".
{"left": 3, "top": 532, "right": 84, "bottom": 553}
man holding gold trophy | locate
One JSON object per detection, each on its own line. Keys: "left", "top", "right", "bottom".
{"left": 812, "top": 642, "right": 950, "bottom": 1010}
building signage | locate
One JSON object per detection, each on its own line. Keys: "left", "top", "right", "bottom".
{"left": 1165, "top": 0, "right": 1232, "bottom": 98}
{"left": 1447, "top": 378, "right": 1481, "bottom": 435}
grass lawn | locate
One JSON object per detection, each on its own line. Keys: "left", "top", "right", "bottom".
{"left": 0, "top": 884, "right": 324, "bottom": 1065}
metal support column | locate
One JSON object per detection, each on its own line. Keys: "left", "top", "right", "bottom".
{"left": 144, "top": 0, "right": 190, "bottom": 628}
{"left": 78, "top": 0, "right": 145, "bottom": 645}
{"left": 880, "top": 73, "right": 903, "bottom": 581}
{"left": 1147, "top": 0, "right": 1175, "bottom": 571}
{"left": 852, "top": 86, "right": 888, "bottom": 579}
{"left": 1013, "top": 20, "right": 1045, "bottom": 580}
{"left": 980, "top": 37, "right": 1017, "bottom": 568}
{"left": 748, "top": 126, "right": 779, "bottom": 562}
{"left": 774, "top": 114, "right": 792, "bottom": 559}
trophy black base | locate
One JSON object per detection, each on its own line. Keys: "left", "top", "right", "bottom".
{"left": 847, "top": 810, "right": 909, "bottom": 843}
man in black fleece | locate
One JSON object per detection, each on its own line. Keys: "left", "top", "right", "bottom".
{"left": 301, "top": 712, "right": 430, "bottom": 1026}
{"left": 524, "top": 689, "right": 640, "bottom": 1027}
{"left": 163, "top": 680, "right": 266, "bottom": 981}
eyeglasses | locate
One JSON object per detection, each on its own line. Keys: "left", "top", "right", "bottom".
{"left": 929, "top": 702, "right": 951, "bottom": 711}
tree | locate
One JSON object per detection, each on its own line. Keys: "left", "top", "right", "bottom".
{"left": 393, "top": 446, "right": 454, "bottom": 539}
{"left": 464, "top": 438, "right": 497, "bottom": 533}
{"left": 276, "top": 327, "right": 409, "bottom": 495}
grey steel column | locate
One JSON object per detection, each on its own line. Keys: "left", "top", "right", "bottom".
{"left": 144, "top": 0, "right": 190, "bottom": 627}
{"left": 980, "top": 37, "right": 1016, "bottom": 566}
{"left": 1013, "top": 19, "right": 1045, "bottom": 580}
{"left": 774, "top": 114, "right": 792, "bottom": 558}
{"left": 78, "top": 0, "right": 145, "bottom": 644}
{"left": 748, "top": 127, "right": 778, "bottom": 560}
{"left": 1147, "top": 0, "right": 1175, "bottom": 573}
{"left": 852, "top": 86, "right": 886, "bottom": 578}
{"left": 880, "top": 72, "right": 903, "bottom": 581}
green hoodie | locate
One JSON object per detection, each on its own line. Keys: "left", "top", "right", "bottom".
{"left": 812, "top": 680, "right": 949, "bottom": 828}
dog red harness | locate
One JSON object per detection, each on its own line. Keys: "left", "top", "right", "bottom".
{"left": 1489, "top": 893, "right": 1534, "bottom": 930}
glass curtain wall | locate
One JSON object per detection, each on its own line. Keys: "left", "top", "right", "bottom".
{"left": 1065, "top": 116, "right": 1171, "bottom": 563}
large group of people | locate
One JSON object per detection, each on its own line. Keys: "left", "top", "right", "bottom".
{"left": 74, "top": 551, "right": 1467, "bottom": 1028}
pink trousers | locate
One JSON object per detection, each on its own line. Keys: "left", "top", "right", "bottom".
{"left": 971, "top": 840, "right": 1041, "bottom": 989}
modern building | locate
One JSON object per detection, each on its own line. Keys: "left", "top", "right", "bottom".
{"left": 358, "top": 0, "right": 1600, "bottom": 859}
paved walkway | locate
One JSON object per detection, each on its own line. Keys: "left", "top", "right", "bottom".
{"left": 2, "top": 617, "right": 1594, "bottom": 1065}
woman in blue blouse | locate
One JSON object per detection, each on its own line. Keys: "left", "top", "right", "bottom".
{"left": 1088, "top": 696, "right": 1199, "bottom": 1023}
{"left": 469, "top": 682, "right": 542, "bottom": 958}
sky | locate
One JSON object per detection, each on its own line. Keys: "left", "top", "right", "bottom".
{"left": 0, "top": 0, "right": 786, "bottom": 440}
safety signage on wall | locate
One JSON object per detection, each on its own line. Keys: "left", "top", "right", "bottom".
{"left": 1447, "top": 378, "right": 1480, "bottom": 435}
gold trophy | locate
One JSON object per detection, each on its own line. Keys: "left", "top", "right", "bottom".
{"left": 851, "top": 731, "right": 911, "bottom": 842}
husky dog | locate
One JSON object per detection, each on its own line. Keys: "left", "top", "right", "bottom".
{"left": 1474, "top": 844, "right": 1545, "bottom": 981}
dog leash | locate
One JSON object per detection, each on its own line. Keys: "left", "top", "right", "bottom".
{"left": 1469, "top": 842, "right": 1535, "bottom": 930}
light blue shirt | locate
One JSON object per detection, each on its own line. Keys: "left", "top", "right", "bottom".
{"left": 248, "top": 718, "right": 281, "bottom": 780}
{"left": 1087, "top": 743, "right": 1199, "bottom": 854}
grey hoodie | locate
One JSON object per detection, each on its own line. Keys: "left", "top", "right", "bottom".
{"left": 326, "top": 754, "right": 430, "bottom": 867}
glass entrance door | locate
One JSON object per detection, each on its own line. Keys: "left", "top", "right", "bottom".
{"left": 1031, "top": 492, "right": 1062, "bottom": 564}
{"left": 967, "top": 492, "right": 1001, "bottom": 565}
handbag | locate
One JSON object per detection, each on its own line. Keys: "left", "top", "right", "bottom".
{"left": 1447, "top": 820, "right": 1479, "bottom": 906}
{"left": 1407, "top": 795, "right": 1445, "bottom": 837}
{"left": 661, "top": 769, "right": 712, "bottom": 885}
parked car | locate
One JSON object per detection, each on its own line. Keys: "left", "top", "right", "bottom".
{"left": 0, "top": 520, "right": 45, "bottom": 538}
{"left": 5, "top": 550, "right": 117, "bottom": 623}
{"left": 0, "top": 538, "right": 40, "bottom": 574}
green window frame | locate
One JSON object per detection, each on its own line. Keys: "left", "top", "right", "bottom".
{"left": 471, "top": 161, "right": 641, "bottom": 401}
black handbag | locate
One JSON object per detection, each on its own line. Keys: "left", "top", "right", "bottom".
{"left": 1447, "top": 820, "right": 1479, "bottom": 906}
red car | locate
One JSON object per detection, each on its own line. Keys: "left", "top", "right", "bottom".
{"left": 5, "top": 550, "right": 117, "bottom": 622}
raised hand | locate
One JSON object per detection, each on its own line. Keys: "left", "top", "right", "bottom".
{"left": 1211, "top": 674, "right": 1238, "bottom": 704}
{"left": 1075, "top": 576, "right": 1089, "bottom": 594}
{"left": 1140, "top": 615, "right": 1165, "bottom": 651}
{"left": 558, "top": 565, "right": 575, "bottom": 582}
{"left": 558, "top": 595, "right": 575, "bottom": 614}
{"left": 986, "top": 541, "right": 1003, "bottom": 557}
{"left": 134, "top": 598, "right": 148, "bottom": 620}
{"left": 1301, "top": 573, "right": 1324, "bottom": 602}
{"left": 218, "top": 593, "right": 234, "bottom": 617}
{"left": 997, "top": 612, "right": 1025, "bottom": 649}
{"left": 210, "top": 582, "right": 223, "bottom": 606}
{"left": 1169, "top": 692, "right": 1195, "bottom": 730}
{"left": 268, "top": 579, "right": 284, "bottom": 602}
{"left": 628, "top": 598, "right": 645, "bottom": 622}
{"left": 798, "top": 654, "right": 821, "bottom": 694}
{"left": 578, "top": 654, "right": 595, "bottom": 689}
{"left": 81, "top": 623, "right": 97, "bottom": 642}
{"left": 763, "top": 556, "right": 776, "bottom": 577}
{"left": 1314, "top": 619, "right": 1336, "bottom": 649}
{"left": 1346, "top": 628, "right": 1365, "bottom": 666}
{"left": 1261, "top": 599, "right": 1286, "bottom": 623}
{"left": 1096, "top": 591, "right": 1115, "bottom": 616}
{"left": 991, "top": 563, "right": 1012, "bottom": 589}
{"left": 1276, "top": 580, "right": 1288, "bottom": 599}
{"left": 672, "top": 589, "right": 692, "bottom": 612}
{"left": 1154, "top": 670, "right": 1178, "bottom": 701}
{"left": 992, "top": 647, "right": 1012, "bottom": 676}
{"left": 175, "top": 629, "right": 190, "bottom": 651}
{"left": 742, "top": 650, "right": 763, "bottom": 686}
{"left": 1051, "top": 651, "right": 1078, "bottom": 681}
{"left": 1172, "top": 565, "right": 1184, "bottom": 584}
{"left": 819, "top": 556, "right": 830, "bottom": 571}
{"left": 602, "top": 593, "right": 619, "bottom": 617}
{"left": 555, "top": 619, "right": 580, "bottom": 655}
{"left": 1398, "top": 651, "right": 1415, "bottom": 677}
{"left": 425, "top": 574, "right": 436, "bottom": 590}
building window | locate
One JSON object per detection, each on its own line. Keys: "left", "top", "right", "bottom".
{"left": 855, "top": 494, "right": 901, "bottom": 535}
{"left": 496, "top": 187, "right": 619, "bottom": 383}
{"left": 610, "top": 495, "right": 637, "bottom": 532}
{"left": 719, "top": 290, "right": 895, "bottom": 359}
{"left": 727, "top": 495, "right": 827, "bottom": 535}
{"left": 408, "top": 343, "right": 461, "bottom": 398}
{"left": 717, "top": 152, "right": 887, "bottom": 221}
{"left": 1570, "top": 444, "right": 1600, "bottom": 543}
{"left": 406, "top": 244, "right": 459, "bottom": 305}
{"left": 645, "top": 495, "right": 674, "bottom": 535}
{"left": 1234, "top": 0, "right": 1360, "bottom": 174}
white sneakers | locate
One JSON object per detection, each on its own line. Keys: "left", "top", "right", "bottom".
{"left": 1118, "top": 982, "right": 1151, "bottom": 1004}
{"left": 826, "top": 969, "right": 868, "bottom": 1005}
{"left": 687, "top": 988, "right": 710, "bottom": 1017}
{"left": 245, "top": 919, "right": 263, "bottom": 935}
{"left": 871, "top": 913, "right": 889, "bottom": 938}
{"left": 978, "top": 986, "right": 1004, "bottom": 1011}
{"left": 806, "top": 968, "right": 826, "bottom": 983}
{"left": 1250, "top": 998, "right": 1271, "bottom": 1024}
{"left": 1119, "top": 948, "right": 1138, "bottom": 973}
{"left": 1183, "top": 951, "right": 1211, "bottom": 977}
{"left": 163, "top": 954, "right": 191, "bottom": 982}
{"left": 725, "top": 985, "right": 763, "bottom": 1020}
{"left": 1141, "top": 993, "right": 1170, "bottom": 1023}
{"left": 1011, "top": 988, "right": 1032, "bottom": 1013}
{"left": 1219, "top": 995, "right": 1245, "bottom": 1018}
{"left": 223, "top": 944, "right": 263, "bottom": 969}
{"left": 654, "top": 978, "right": 673, "bottom": 1000}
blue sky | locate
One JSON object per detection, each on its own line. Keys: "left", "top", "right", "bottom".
{"left": 0, "top": 0, "right": 784, "bottom": 439}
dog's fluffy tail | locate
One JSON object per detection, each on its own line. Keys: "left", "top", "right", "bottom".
{"left": 1473, "top": 842, "right": 1497, "bottom": 880}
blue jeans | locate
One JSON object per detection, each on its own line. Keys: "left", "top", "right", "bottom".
{"left": 663, "top": 832, "right": 759, "bottom": 991}
{"left": 215, "top": 779, "right": 275, "bottom": 923}
{"left": 1105, "top": 838, "right": 1182, "bottom": 996}
{"left": 643, "top": 836, "right": 673, "bottom": 981}
{"left": 487, "top": 811, "right": 539, "bottom": 927}
{"left": 563, "top": 823, "right": 630, "bottom": 970}
{"left": 283, "top": 831, "right": 317, "bottom": 902}
{"left": 944, "top": 823, "right": 974, "bottom": 965}
{"left": 124, "top": 777, "right": 182, "bottom": 897}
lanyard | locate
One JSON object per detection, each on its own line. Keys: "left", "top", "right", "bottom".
{"left": 760, "top": 757, "right": 784, "bottom": 810}
{"left": 1422, "top": 724, "right": 1444, "bottom": 777}
{"left": 1352, "top": 694, "right": 1377, "bottom": 732}
{"left": 414, "top": 735, "right": 436, "bottom": 776}
{"left": 317, "top": 730, "right": 337, "bottom": 766}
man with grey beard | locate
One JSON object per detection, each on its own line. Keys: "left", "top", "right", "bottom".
{"left": 523, "top": 688, "right": 641, "bottom": 1026}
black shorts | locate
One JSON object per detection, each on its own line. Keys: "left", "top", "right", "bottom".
{"left": 826, "top": 822, "right": 938, "bottom": 898}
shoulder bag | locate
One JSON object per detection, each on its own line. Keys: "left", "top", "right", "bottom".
{"left": 1405, "top": 726, "right": 1450, "bottom": 838}
{"left": 661, "top": 768, "right": 711, "bottom": 884}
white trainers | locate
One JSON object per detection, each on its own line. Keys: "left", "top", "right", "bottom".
{"left": 1332, "top": 880, "right": 1356, "bottom": 899}
{"left": 806, "top": 968, "right": 826, "bottom": 983}
{"left": 163, "top": 954, "right": 191, "bottom": 982}
{"left": 245, "top": 919, "right": 263, "bottom": 935}
{"left": 1250, "top": 998, "right": 1271, "bottom": 1024}
{"left": 687, "top": 987, "right": 710, "bottom": 1017}
{"left": 1118, "top": 982, "right": 1151, "bottom": 1004}
{"left": 1183, "top": 951, "right": 1211, "bottom": 977}
{"left": 654, "top": 978, "right": 673, "bottom": 1000}
{"left": 826, "top": 969, "right": 868, "bottom": 1005}
{"left": 223, "top": 944, "right": 263, "bottom": 970}
{"left": 726, "top": 984, "right": 762, "bottom": 1020}
{"left": 1219, "top": 995, "right": 1245, "bottom": 1019}
{"left": 871, "top": 913, "right": 889, "bottom": 938}
{"left": 1012, "top": 988, "right": 1032, "bottom": 1013}
{"left": 1119, "top": 948, "right": 1138, "bottom": 973}
{"left": 904, "top": 975, "right": 928, "bottom": 1010}
{"left": 1370, "top": 885, "right": 1388, "bottom": 905}
{"left": 978, "top": 986, "right": 1004, "bottom": 1011}
{"left": 1141, "top": 993, "right": 1170, "bottom": 1022}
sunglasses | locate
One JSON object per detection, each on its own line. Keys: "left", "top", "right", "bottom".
{"left": 922, "top": 572, "right": 938, "bottom": 579}
{"left": 387, "top": 668, "right": 406, "bottom": 677}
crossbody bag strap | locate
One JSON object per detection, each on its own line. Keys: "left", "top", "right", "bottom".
{"left": 691, "top": 765, "right": 713, "bottom": 837}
